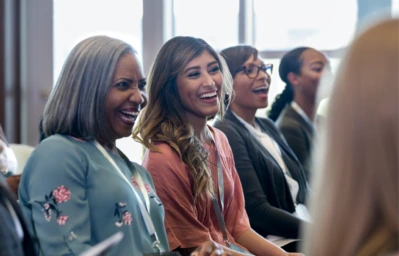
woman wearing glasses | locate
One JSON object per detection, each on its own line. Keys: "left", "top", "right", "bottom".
{"left": 268, "top": 47, "right": 329, "bottom": 182}
{"left": 213, "top": 45, "right": 310, "bottom": 252}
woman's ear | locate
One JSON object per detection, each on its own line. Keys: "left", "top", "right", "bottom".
{"left": 287, "top": 71, "right": 300, "bottom": 87}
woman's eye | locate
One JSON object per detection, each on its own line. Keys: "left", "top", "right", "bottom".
{"left": 246, "top": 68, "right": 255, "bottom": 74}
{"left": 138, "top": 81, "right": 147, "bottom": 90}
{"left": 115, "top": 82, "right": 130, "bottom": 89}
{"left": 188, "top": 72, "right": 200, "bottom": 78}
{"left": 209, "top": 66, "right": 220, "bottom": 73}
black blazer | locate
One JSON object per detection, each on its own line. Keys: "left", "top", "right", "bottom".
{"left": 0, "top": 182, "right": 37, "bottom": 256}
{"left": 213, "top": 110, "right": 309, "bottom": 239}
{"left": 276, "top": 105, "right": 315, "bottom": 182}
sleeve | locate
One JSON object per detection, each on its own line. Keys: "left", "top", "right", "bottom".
{"left": 279, "top": 125, "right": 310, "bottom": 179}
{"left": 215, "top": 123, "right": 302, "bottom": 239}
{"left": 143, "top": 146, "right": 211, "bottom": 250}
{"left": 18, "top": 137, "right": 92, "bottom": 255}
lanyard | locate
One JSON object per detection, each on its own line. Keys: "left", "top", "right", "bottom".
{"left": 93, "top": 141, "right": 162, "bottom": 253}
{"left": 207, "top": 129, "right": 252, "bottom": 255}
{"left": 207, "top": 128, "right": 229, "bottom": 244}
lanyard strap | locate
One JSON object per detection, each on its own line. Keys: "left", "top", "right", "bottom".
{"left": 207, "top": 128, "right": 230, "bottom": 246}
{"left": 93, "top": 141, "right": 162, "bottom": 253}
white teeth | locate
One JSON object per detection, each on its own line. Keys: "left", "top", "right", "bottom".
{"left": 253, "top": 87, "right": 268, "bottom": 92}
{"left": 120, "top": 111, "right": 139, "bottom": 117}
{"left": 200, "top": 92, "right": 217, "bottom": 99}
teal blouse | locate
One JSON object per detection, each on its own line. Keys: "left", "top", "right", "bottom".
{"left": 19, "top": 135, "right": 169, "bottom": 255}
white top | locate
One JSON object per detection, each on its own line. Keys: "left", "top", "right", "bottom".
{"left": 232, "top": 112, "right": 312, "bottom": 246}
{"left": 232, "top": 111, "right": 299, "bottom": 203}
{"left": 0, "top": 139, "right": 18, "bottom": 175}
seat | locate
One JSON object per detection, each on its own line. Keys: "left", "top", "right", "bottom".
{"left": 9, "top": 144, "right": 35, "bottom": 175}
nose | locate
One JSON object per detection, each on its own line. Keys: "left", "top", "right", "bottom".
{"left": 202, "top": 73, "right": 216, "bottom": 89}
{"left": 129, "top": 87, "right": 145, "bottom": 106}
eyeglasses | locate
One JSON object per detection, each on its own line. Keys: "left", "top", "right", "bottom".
{"left": 235, "top": 63, "right": 273, "bottom": 79}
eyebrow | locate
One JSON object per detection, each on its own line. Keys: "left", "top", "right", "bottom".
{"left": 112, "top": 77, "right": 146, "bottom": 84}
{"left": 183, "top": 60, "right": 219, "bottom": 74}
{"left": 310, "top": 61, "right": 326, "bottom": 66}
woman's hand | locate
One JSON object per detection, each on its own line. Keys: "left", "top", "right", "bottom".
{"left": 191, "top": 241, "right": 232, "bottom": 256}
{"left": 288, "top": 253, "right": 304, "bottom": 256}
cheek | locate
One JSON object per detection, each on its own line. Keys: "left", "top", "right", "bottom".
{"left": 215, "top": 74, "right": 223, "bottom": 91}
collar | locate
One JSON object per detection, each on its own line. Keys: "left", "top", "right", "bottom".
{"left": 291, "top": 102, "right": 314, "bottom": 129}
{"left": 231, "top": 111, "right": 263, "bottom": 134}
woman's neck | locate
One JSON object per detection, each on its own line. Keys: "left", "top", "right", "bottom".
{"left": 230, "top": 104, "right": 257, "bottom": 127}
{"left": 188, "top": 115, "right": 211, "bottom": 144}
{"left": 97, "top": 138, "right": 117, "bottom": 153}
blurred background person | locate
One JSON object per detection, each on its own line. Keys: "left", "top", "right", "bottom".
{"left": 303, "top": 18, "right": 398, "bottom": 256}
{"left": 268, "top": 47, "right": 329, "bottom": 182}
{"left": 0, "top": 125, "right": 20, "bottom": 197}
{"left": 0, "top": 182, "right": 37, "bottom": 255}
{"left": 215, "top": 45, "right": 309, "bottom": 252}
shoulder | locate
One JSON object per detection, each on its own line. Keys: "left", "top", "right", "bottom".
{"left": 277, "top": 107, "right": 301, "bottom": 128}
{"left": 38, "top": 134, "right": 88, "bottom": 152}
{"left": 147, "top": 142, "right": 181, "bottom": 162}
{"left": 210, "top": 127, "right": 235, "bottom": 154}
{"left": 142, "top": 142, "right": 186, "bottom": 172}
{"left": 32, "top": 135, "right": 90, "bottom": 160}
{"left": 24, "top": 135, "right": 91, "bottom": 176}
{"left": 212, "top": 119, "right": 245, "bottom": 142}
{"left": 256, "top": 116, "right": 276, "bottom": 127}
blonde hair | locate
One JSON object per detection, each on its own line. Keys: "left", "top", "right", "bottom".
{"left": 133, "top": 37, "right": 232, "bottom": 201}
{"left": 303, "top": 18, "right": 399, "bottom": 256}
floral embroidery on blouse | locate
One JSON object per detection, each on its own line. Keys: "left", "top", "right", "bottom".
{"left": 131, "top": 176, "right": 140, "bottom": 189}
{"left": 114, "top": 202, "right": 132, "bottom": 227}
{"left": 144, "top": 184, "right": 152, "bottom": 193}
{"left": 131, "top": 176, "right": 153, "bottom": 194}
{"left": 36, "top": 185, "right": 71, "bottom": 225}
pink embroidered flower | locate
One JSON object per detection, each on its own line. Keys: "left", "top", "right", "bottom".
{"left": 144, "top": 184, "right": 152, "bottom": 193}
{"left": 131, "top": 177, "right": 139, "bottom": 189}
{"left": 53, "top": 186, "right": 71, "bottom": 203}
{"left": 123, "top": 212, "right": 132, "bottom": 225}
{"left": 44, "top": 203, "right": 50, "bottom": 210}
{"left": 57, "top": 215, "right": 69, "bottom": 225}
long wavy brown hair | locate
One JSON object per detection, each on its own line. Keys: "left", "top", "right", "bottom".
{"left": 133, "top": 37, "right": 232, "bottom": 201}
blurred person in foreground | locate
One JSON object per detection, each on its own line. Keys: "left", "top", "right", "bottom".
{"left": 303, "top": 18, "right": 399, "bottom": 256}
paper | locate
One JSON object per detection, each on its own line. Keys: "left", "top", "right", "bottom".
{"left": 80, "top": 232, "right": 124, "bottom": 256}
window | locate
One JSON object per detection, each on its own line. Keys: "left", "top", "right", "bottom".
{"left": 53, "top": 0, "right": 144, "bottom": 163}
{"left": 254, "top": 0, "right": 357, "bottom": 51}
{"left": 53, "top": 0, "right": 143, "bottom": 82}
{"left": 173, "top": 0, "right": 239, "bottom": 50}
